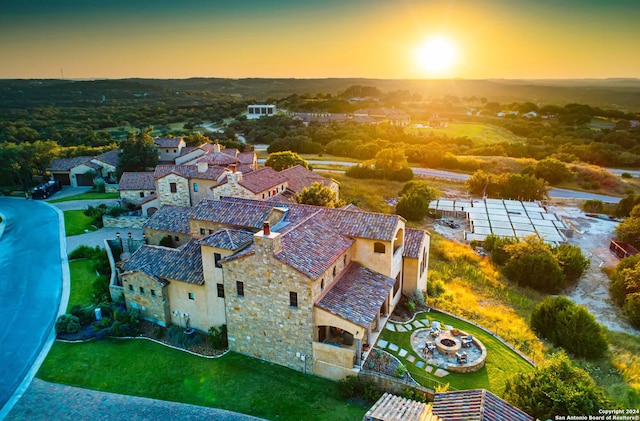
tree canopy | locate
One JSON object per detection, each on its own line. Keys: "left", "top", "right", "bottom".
{"left": 503, "top": 352, "right": 609, "bottom": 420}
{"left": 615, "top": 204, "right": 640, "bottom": 249}
{"left": 295, "top": 182, "right": 341, "bottom": 208}
{"left": 264, "top": 151, "right": 310, "bottom": 172}
{"left": 395, "top": 180, "right": 441, "bottom": 222}
{"left": 119, "top": 128, "right": 158, "bottom": 173}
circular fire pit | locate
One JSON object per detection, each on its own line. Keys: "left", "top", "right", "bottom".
{"left": 435, "top": 336, "right": 461, "bottom": 355}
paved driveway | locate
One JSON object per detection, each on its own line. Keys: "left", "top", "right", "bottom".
{"left": 0, "top": 198, "right": 67, "bottom": 416}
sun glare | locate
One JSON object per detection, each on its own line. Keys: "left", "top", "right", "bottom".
{"left": 416, "top": 36, "right": 458, "bottom": 75}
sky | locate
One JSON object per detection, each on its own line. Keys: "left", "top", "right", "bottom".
{"left": 0, "top": 0, "right": 638, "bottom": 80}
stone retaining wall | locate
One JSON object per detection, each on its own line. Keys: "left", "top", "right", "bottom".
{"left": 103, "top": 215, "right": 148, "bottom": 228}
{"left": 359, "top": 370, "right": 434, "bottom": 401}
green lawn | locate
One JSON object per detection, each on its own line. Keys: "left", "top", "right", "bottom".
{"left": 68, "top": 260, "right": 97, "bottom": 310}
{"left": 37, "top": 340, "right": 367, "bottom": 421}
{"left": 63, "top": 210, "right": 98, "bottom": 236}
{"left": 379, "top": 310, "right": 535, "bottom": 395}
{"left": 48, "top": 192, "right": 119, "bottom": 203}
{"left": 411, "top": 122, "right": 525, "bottom": 145}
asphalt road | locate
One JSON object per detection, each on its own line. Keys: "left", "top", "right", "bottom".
{"left": 0, "top": 198, "right": 67, "bottom": 416}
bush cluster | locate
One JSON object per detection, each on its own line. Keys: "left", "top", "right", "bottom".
{"left": 609, "top": 254, "right": 640, "bottom": 328}
{"left": 55, "top": 314, "right": 80, "bottom": 334}
{"left": 167, "top": 326, "right": 202, "bottom": 349}
{"left": 336, "top": 376, "right": 382, "bottom": 403}
{"left": 208, "top": 324, "right": 228, "bottom": 349}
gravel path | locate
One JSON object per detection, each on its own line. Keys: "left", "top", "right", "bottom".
{"left": 7, "top": 379, "right": 266, "bottom": 421}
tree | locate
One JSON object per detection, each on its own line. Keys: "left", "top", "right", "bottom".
{"left": 531, "top": 296, "right": 608, "bottom": 359}
{"left": 395, "top": 194, "right": 429, "bottom": 222}
{"left": 503, "top": 352, "right": 609, "bottom": 420}
{"left": 615, "top": 204, "right": 640, "bottom": 249}
{"left": 502, "top": 236, "right": 565, "bottom": 293}
{"left": 609, "top": 254, "right": 640, "bottom": 306}
{"left": 119, "top": 128, "right": 158, "bottom": 173}
{"left": 624, "top": 293, "right": 640, "bottom": 329}
{"left": 531, "top": 158, "right": 574, "bottom": 185}
{"left": 552, "top": 244, "right": 590, "bottom": 283}
{"left": 296, "top": 182, "right": 341, "bottom": 208}
{"left": 373, "top": 148, "right": 413, "bottom": 181}
{"left": 183, "top": 132, "right": 209, "bottom": 147}
{"left": 499, "top": 173, "right": 549, "bottom": 201}
{"left": 264, "top": 151, "right": 309, "bottom": 172}
{"left": 615, "top": 193, "right": 640, "bottom": 218}
{"left": 582, "top": 199, "right": 604, "bottom": 213}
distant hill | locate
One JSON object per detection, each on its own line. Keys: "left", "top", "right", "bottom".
{"left": 2, "top": 78, "right": 640, "bottom": 110}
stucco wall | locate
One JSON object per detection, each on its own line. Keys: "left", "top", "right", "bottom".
{"left": 165, "top": 281, "right": 216, "bottom": 332}
{"left": 189, "top": 178, "right": 221, "bottom": 206}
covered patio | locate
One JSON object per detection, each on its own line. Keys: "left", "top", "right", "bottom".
{"left": 313, "top": 263, "right": 397, "bottom": 379}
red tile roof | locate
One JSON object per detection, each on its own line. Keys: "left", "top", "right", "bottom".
{"left": 403, "top": 228, "right": 428, "bottom": 259}
{"left": 199, "top": 229, "right": 254, "bottom": 250}
{"left": 144, "top": 205, "right": 194, "bottom": 234}
{"left": 316, "top": 263, "right": 396, "bottom": 328}
{"left": 279, "top": 165, "right": 334, "bottom": 194}
{"left": 47, "top": 156, "right": 95, "bottom": 171}
{"left": 92, "top": 149, "right": 121, "bottom": 167}
{"left": 238, "top": 167, "right": 288, "bottom": 193}
{"left": 154, "top": 137, "right": 183, "bottom": 148}
{"left": 433, "top": 390, "right": 533, "bottom": 421}
{"left": 119, "top": 172, "right": 155, "bottom": 191}
{"left": 154, "top": 165, "right": 227, "bottom": 181}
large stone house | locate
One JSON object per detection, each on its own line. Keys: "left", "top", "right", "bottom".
{"left": 116, "top": 197, "right": 430, "bottom": 380}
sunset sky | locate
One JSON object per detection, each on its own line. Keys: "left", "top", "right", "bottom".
{"left": 1, "top": 0, "right": 638, "bottom": 80}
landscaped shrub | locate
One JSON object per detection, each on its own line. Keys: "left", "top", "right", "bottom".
{"left": 623, "top": 293, "right": 640, "bottom": 329}
{"left": 405, "top": 300, "right": 415, "bottom": 313}
{"left": 530, "top": 296, "right": 608, "bottom": 359}
{"left": 582, "top": 199, "right": 605, "bottom": 213}
{"left": 106, "top": 205, "right": 129, "bottom": 217}
{"left": 83, "top": 204, "right": 107, "bottom": 228}
{"left": 92, "top": 275, "right": 111, "bottom": 304}
{"left": 401, "top": 386, "right": 427, "bottom": 403}
{"left": 394, "top": 363, "right": 407, "bottom": 378}
{"left": 91, "top": 304, "right": 140, "bottom": 338}
{"left": 69, "top": 245, "right": 102, "bottom": 260}
{"left": 609, "top": 254, "right": 640, "bottom": 306}
{"left": 167, "top": 325, "right": 202, "bottom": 348}
{"left": 427, "top": 279, "right": 445, "bottom": 298}
{"left": 362, "top": 381, "right": 383, "bottom": 403}
{"left": 55, "top": 314, "right": 80, "bottom": 334}
{"left": 337, "top": 376, "right": 362, "bottom": 399}
{"left": 208, "top": 324, "right": 228, "bottom": 349}
{"left": 408, "top": 289, "right": 426, "bottom": 307}
{"left": 552, "top": 243, "right": 590, "bottom": 283}
{"left": 70, "top": 304, "right": 97, "bottom": 324}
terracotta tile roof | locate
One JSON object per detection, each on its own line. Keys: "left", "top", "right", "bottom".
{"left": 121, "top": 240, "right": 204, "bottom": 285}
{"left": 139, "top": 192, "right": 157, "bottom": 205}
{"left": 92, "top": 149, "right": 121, "bottom": 167}
{"left": 279, "top": 165, "right": 334, "bottom": 194}
{"left": 221, "top": 148, "right": 238, "bottom": 156}
{"left": 47, "top": 156, "right": 94, "bottom": 171}
{"left": 192, "top": 199, "right": 273, "bottom": 229}
{"left": 365, "top": 393, "right": 439, "bottom": 421}
{"left": 403, "top": 228, "right": 428, "bottom": 259}
{"left": 433, "top": 390, "right": 533, "bottom": 421}
{"left": 219, "top": 197, "right": 401, "bottom": 241}
{"left": 154, "top": 164, "right": 227, "bottom": 181}
{"left": 119, "top": 172, "right": 155, "bottom": 191}
{"left": 274, "top": 213, "right": 354, "bottom": 279}
{"left": 316, "top": 263, "right": 395, "bottom": 328}
{"left": 340, "top": 203, "right": 364, "bottom": 212}
{"left": 199, "top": 229, "right": 254, "bottom": 250}
{"left": 238, "top": 152, "right": 256, "bottom": 165}
{"left": 238, "top": 167, "right": 288, "bottom": 193}
{"left": 144, "top": 204, "right": 194, "bottom": 234}
{"left": 177, "top": 146, "right": 199, "bottom": 157}
{"left": 194, "top": 152, "right": 240, "bottom": 166}
{"left": 154, "top": 137, "right": 183, "bottom": 148}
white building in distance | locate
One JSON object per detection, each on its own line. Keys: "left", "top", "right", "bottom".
{"left": 247, "top": 104, "right": 276, "bottom": 119}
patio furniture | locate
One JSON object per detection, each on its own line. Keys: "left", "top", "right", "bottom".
{"left": 462, "top": 335, "right": 473, "bottom": 348}
{"left": 456, "top": 352, "right": 468, "bottom": 364}
{"left": 426, "top": 342, "right": 436, "bottom": 353}
{"left": 430, "top": 327, "right": 441, "bottom": 337}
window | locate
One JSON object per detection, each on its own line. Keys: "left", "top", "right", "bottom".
{"left": 139, "top": 286, "right": 145, "bottom": 295}
{"left": 374, "top": 242, "right": 386, "bottom": 253}
{"left": 214, "top": 253, "right": 222, "bottom": 268}
{"left": 151, "top": 289, "right": 156, "bottom": 297}
{"left": 128, "top": 284, "right": 134, "bottom": 292}
{"left": 333, "top": 267, "right": 337, "bottom": 277}
{"left": 289, "top": 291, "right": 298, "bottom": 308}
{"left": 343, "top": 255, "right": 347, "bottom": 265}
{"left": 170, "top": 182, "right": 177, "bottom": 193}
{"left": 200, "top": 228, "right": 206, "bottom": 235}
{"left": 173, "top": 149, "right": 177, "bottom": 153}
{"left": 193, "top": 183, "right": 198, "bottom": 192}
{"left": 139, "top": 192, "right": 145, "bottom": 198}
{"left": 393, "top": 273, "right": 401, "bottom": 296}
{"left": 321, "top": 279, "right": 325, "bottom": 290}
{"left": 209, "top": 229, "right": 214, "bottom": 235}
{"left": 217, "top": 283, "right": 225, "bottom": 298}
{"left": 174, "top": 235, "right": 179, "bottom": 241}
{"left": 237, "top": 281, "right": 244, "bottom": 297}
{"left": 188, "top": 292, "right": 195, "bottom": 300}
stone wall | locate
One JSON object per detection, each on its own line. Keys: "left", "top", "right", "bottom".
{"left": 212, "top": 172, "right": 259, "bottom": 200}
{"left": 105, "top": 183, "right": 119, "bottom": 193}
{"left": 223, "top": 231, "right": 315, "bottom": 372}
{"left": 121, "top": 272, "right": 170, "bottom": 326}
{"left": 120, "top": 189, "right": 153, "bottom": 204}
{"left": 359, "top": 370, "right": 434, "bottom": 401}
{"left": 157, "top": 173, "right": 190, "bottom": 206}
{"left": 144, "top": 229, "right": 191, "bottom": 248}
{"left": 103, "top": 215, "right": 148, "bottom": 228}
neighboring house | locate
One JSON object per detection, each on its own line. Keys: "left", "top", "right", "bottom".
{"left": 48, "top": 156, "right": 102, "bottom": 187}
{"left": 211, "top": 166, "right": 288, "bottom": 200}
{"left": 154, "top": 137, "right": 186, "bottom": 162}
{"left": 153, "top": 163, "right": 230, "bottom": 207}
{"left": 364, "top": 393, "right": 440, "bottom": 421}
{"left": 176, "top": 141, "right": 257, "bottom": 170}
{"left": 427, "top": 115, "right": 449, "bottom": 129}
{"left": 432, "top": 389, "right": 534, "bottom": 421}
{"left": 247, "top": 104, "right": 276, "bottom": 119}
{"left": 116, "top": 197, "right": 430, "bottom": 380}
{"left": 91, "top": 149, "right": 120, "bottom": 183}
{"left": 119, "top": 172, "right": 156, "bottom": 205}
{"left": 354, "top": 108, "right": 411, "bottom": 126}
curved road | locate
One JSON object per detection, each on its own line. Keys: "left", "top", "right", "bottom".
{"left": 0, "top": 198, "right": 68, "bottom": 416}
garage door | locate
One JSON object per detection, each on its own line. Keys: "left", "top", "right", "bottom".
{"left": 76, "top": 173, "right": 94, "bottom": 186}
{"left": 53, "top": 173, "right": 71, "bottom": 186}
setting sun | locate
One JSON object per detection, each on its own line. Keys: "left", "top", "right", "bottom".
{"left": 415, "top": 36, "right": 458, "bottom": 75}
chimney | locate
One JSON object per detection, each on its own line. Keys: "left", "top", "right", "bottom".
{"left": 197, "top": 161, "right": 208, "bottom": 173}
{"left": 213, "top": 140, "right": 221, "bottom": 153}
{"left": 254, "top": 220, "right": 280, "bottom": 254}
{"left": 231, "top": 164, "right": 237, "bottom": 173}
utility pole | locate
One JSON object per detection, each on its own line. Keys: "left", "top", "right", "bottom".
{"left": 60, "top": 67, "right": 64, "bottom": 79}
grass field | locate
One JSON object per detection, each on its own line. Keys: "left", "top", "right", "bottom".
{"left": 63, "top": 210, "right": 98, "bottom": 236}
{"left": 67, "top": 260, "right": 97, "bottom": 311}
{"left": 380, "top": 310, "right": 535, "bottom": 395}
{"left": 411, "top": 122, "right": 526, "bottom": 145}
{"left": 48, "top": 192, "right": 119, "bottom": 203}
{"left": 37, "top": 340, "right": 367, "bottom": 421}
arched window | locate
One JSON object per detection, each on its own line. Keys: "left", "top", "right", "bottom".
{"left": 333, "top": 267, "right": 337, "bottom": 277}
{"left": 343, "top": 255, "right": 347, "bottom": 265}
{"left": 321, "top": 279, "right": 325, "bottom": 290}
{"left": 374, "top": 242, "right": 386, "bottom": 254}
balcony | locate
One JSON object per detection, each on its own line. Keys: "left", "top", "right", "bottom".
{"left": 391, "top": 245, "right": 403, "bottom": 277}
